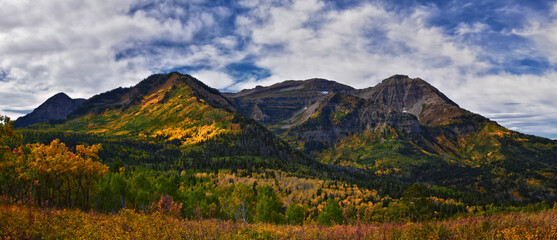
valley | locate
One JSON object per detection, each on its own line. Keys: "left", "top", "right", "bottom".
{"left": 2, "top": 72, "right": 556, "bottom": 238}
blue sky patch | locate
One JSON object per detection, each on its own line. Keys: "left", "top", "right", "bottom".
{"left": 1, "top": 0, "right": 557, "bottom": 139}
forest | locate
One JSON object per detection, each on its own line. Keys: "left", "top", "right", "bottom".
{"left": 2, "top": 113, "right": 557, "bottom": 239}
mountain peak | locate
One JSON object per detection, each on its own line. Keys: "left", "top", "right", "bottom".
{"left": 14, "top": 92, "right": 84, "bottom": 128}
{"left": 356, "top": 75, "right": 471, "bottom": 126}
{"left": 69, "top": 72, "right": 236, "bottom": 118}
{"left": 50, "top": 92, "right": 72, "bottom": 100}
{"left": 383, "top": 74, "right": 410, "bottom": 81}
{"left": 379, "top": 75, "right": 432, "bottom": 89}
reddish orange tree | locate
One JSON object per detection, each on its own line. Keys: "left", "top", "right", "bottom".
{"left": 149, "top": 194, "right": 182, "bottom": 218}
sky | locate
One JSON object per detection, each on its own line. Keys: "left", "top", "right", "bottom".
{"left": 0, "top": 0, "right": 556, "bottom": 139}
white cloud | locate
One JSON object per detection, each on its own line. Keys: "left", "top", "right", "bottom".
{"left": 238, "top": 0, "right": 260, "bottom": 8}
{"left": 441, "top": 71, "right": 557, "bottom": 139}
{"left": 456, "top": 22, "right": 490, "bottom": 35}
{"left": 511, "top": 3, "right": 557, "bottom": 65}
{"left": 230, "top": 0, "right": 557, "bottom": 138}
{"left": 192, "top": 70, "right": 235, "bottom": 89}
{"left": 235, "top": 1, "right": 489, "bottom": 90}
{"left": 0, "top": 0, "right": 221, "bottom": 119}
{"left": 0, "top": 0, "right": 556, "bottom": 139}
{"left": 216, "top": 36, "right": 238, "bottom": 49}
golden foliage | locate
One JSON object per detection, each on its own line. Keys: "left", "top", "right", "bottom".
{"left": 199, "top": 170, "right": 381, "bottom": 220}
{"left": 1, "top": 204, "right": 556, "bottom": 239}
{"left": 154, "top": 123, "right": 228, "bottom": 145}
{"left": 56, "top": 83, "right": 239, "bottom": 146}
{"left": 1, "top": 139, "right": 108, "bottom": 208}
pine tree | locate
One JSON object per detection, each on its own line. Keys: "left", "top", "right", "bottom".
{"left": 255, "top": 185, "right": 285, "bottom": 224}
{"left": 317, "top": 199, "right": 343, "bottom": 225}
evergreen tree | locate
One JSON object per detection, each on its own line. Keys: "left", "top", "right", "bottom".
{"left": 402, "top": 183, "right": 434, "bottom": 221}
{"left": 255, "top": 185, "right": 285, "bottom": 224}
{"left": 285, "top": 203, "right": 306, "bottom": 225}
{"left": 317, "top": 199, "right": 343, "bottom": 225}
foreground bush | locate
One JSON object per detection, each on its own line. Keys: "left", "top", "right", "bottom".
{"left": 1, "top": 204, "right": 556, "bottom": 239}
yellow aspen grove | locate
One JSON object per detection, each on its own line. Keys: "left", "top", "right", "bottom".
{"left": 0, "top": 118, "right": 109, "bottom": 210}
{"left": 25, "top": 140, "right": 108, "bottom": 209}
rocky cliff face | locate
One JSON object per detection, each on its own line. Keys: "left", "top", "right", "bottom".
{"left": 357, "top": 75, "right": 477, "bottom": 127}
{"left": 285, "top": 92, "right": 423, "bottom": 152}
{"left": 224, "top": 79, "right": 355, "bottom": 129}
{"left": 14, "top": 93, "right": 85, "bottom": 128}
{"left": 225, "top": 75, "right": 490, "bottom": 156}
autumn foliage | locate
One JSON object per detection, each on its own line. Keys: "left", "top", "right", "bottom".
{"left": 149, "top": 194, "right": 183, "bottom": 218}
{"left": 0, "top": 117, "right": 108, "bottom": 209}
{"left": 2, "top": 109, "right": 557, "bottom": 239}
{"left": 1, "top": 204, "right": 556, "bottom": 239}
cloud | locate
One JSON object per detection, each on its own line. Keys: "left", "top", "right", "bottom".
{"left": 511, "top": 3, "right": 557, "bottom": 65}
{"left": 232, "top": 0, "right": 491, "bottom": 93}
{"left": 192, "top": 70, "right": 235, "bottom": 89}
{"left": 447, "top": 71, "right": 557, "bottom": 139}
{"left": 0, "top": 0, "right": 224, "bottom": 119}
{"left": 229, "top": 0, "right": 557, "bottom": 138}
{"left": 456, "top": 22, "right": 490, "bottom": 35}
{"left": 0, "top": 0, "right": 555, "bottom": 139}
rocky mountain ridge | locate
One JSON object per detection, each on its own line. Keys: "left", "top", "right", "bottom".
{"left": 14, "top": 72, "right": 557, "bottom": 202}
{"left": 14, "top": 92, "right": 85, "bottom": 128}
{"left": 223, "top": 78, "right": 354, "bottom": 126}
{"left": 225, "top": 75, "right": 489, "bottom": 154}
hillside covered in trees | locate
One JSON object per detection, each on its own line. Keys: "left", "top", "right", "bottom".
{"left": 3, "top": 72, "right": 557, "bottom": 238}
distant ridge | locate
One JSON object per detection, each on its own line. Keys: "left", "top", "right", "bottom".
{"left": 14, "top": 92, "right": 85, "bottom": 128}
{"left": 16, "top": 72, "right": 557, "bottom": 202}
{"left": 223, "top": 78, "right": 355, "bottom": 126}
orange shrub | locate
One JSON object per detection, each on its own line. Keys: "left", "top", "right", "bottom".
{"left": 1, "top": 204, "right": 556, "bottom": 239}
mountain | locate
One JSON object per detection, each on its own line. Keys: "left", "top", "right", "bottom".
{"left": 22, "top": 72, "right": 317, "bottom": 173}
{"left": 226, "top": 75, "right": 557, "bottom": 202}
{"left": 16, "top": 72, "right": 557, "bottom": 202}
{"left": 223, "top": 79, "right": 355, "bottom": 130}
{"left": 14, "top": 92, "right": 85, "bottom": 128}
{"left": 68, "top": 72, "right": 236, "bottom": 119}
{"left": 225, "top": 75, "right": 491, "bottom": 155}
{"left": 357, "top": 75, "right": 473, "bottom": 127}
{"left": 49, "top": 72, "right": 240, "bottom": 139}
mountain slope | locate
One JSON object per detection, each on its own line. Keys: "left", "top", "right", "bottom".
{"left": 283, "top": 92, "right": 422, "bottom": 152}
{"left": 227, "top": 75, "right": 557, "bottom": 202}
{"left": 357, "top": 75, "right": 472, "bottom": 127}
{"left": 224, "top": 79, "right": 355, "bottom": 130}
{"left": 25, "top": 73, "right": 314, "bottom": 169}
{"left": 14, "top": 92, "right": 85, "bottom": 128}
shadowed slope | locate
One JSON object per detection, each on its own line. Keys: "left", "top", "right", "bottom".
{"left": 14, "top": 93, "right": 85, "bottom": 128}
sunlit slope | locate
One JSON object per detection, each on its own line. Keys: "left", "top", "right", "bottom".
{"left": 27, "top": 73, "right": 311, "bottom": 166}
{"left": 61, "top": 75, "right": 237, "bottom": 144}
